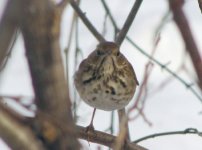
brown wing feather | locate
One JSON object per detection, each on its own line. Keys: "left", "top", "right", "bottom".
{"left": 119, "top": 53, "right": 139, "bottom": 86}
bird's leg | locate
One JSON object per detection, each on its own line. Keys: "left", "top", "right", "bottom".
{"left": 86, "top": 108, "right": 96, "bottom": 132}
{"left": 86, "top": 108, "right": 96, "bottom": 145}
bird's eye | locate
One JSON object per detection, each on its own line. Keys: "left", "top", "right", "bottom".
{"left": 96, "top": 50, "right": 104, "bottom": 56}
{"left": 116, "top": 52, "right": 120, "bottom": 56}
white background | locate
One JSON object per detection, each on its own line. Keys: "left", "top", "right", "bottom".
{"left": 0, "top": 0, "right": 202, "bottom": 149}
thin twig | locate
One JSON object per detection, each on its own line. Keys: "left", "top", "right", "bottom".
{"left": 169, "top": 0, "right": 202, "bottom": 91}
{"left": 129, "top": 35, "right": 160, "bottom": 123}
{"left": 134, "top": 107, "right": 152, "bottom": 126}
{"left": 110, "top": 111, "right": 115, "bottom": 135}
{"left": 73, "top": 7, "right": 80, "bottom": 121}
{"left": 154, "top": 11, "right": 171, "bottom": 40}
{"left": 150, "top": 52, "right": 189, "bottom": 96}
{"left": 0, "top": 95, "right": 35, "bottom": 112}
{"left": 128, "top": 56, "right": 154, "bottom": 114}
{"left": 70, "top": 0, "right": 105, "bottom": 42}
{"left": 101, "top": 12, "right": 108, "bottom": 36}
{"left": 133, "top": 128, "right": 202, "bottom": 143}
{"left": 100, "top": 0, "right": 119, "bottom": 41}
{"left": 64, "top": 11, "right": 77, "bottom": 83}
{"left": 126, "top": 37, "right": 202, "bottom": 102}
{"left": 115, "top": 0, "right": 143, "bottom": 45}
{"left": 101, "top": 0, "right": 118, "bottom": 30}
{"left": 128, "top": 63, "right": 153, "bottom": 116}
{"left": 64, "top": 1, "right": 79, "bottom": 120}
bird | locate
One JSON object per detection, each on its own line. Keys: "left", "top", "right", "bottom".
{"left": 74, "top": 41, "right": 139, "bottom": 129}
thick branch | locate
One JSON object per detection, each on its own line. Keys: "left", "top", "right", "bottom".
{"left": 29, "top": 113, "right": 147, "bottom": 150}
{"left": 76, "top": 125, "right": 147, "bottom": 150}
{"left": 19, "top": 0, "right": 79, "bottom": 149}
{"left": 115, "top": 0, "right": 143, "bottom": 45}
{"left": 169, "top": 0, "right": 202, "bottom": 90}
{"left": 29, "top": 115, "right": 147, "bottom": 150}
{"left": 0, "top": 0, "right": 18, "bottom": 67}
{"left": 30, "top": 118, "right": 147, "bottom": 150}
{"left": 0, "top": 101, "right": 45, "bottom": 150}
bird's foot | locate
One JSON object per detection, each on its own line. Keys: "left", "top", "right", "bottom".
{"left": 85, "top": 123, "right": 95, "bottom": 133}
{"left": 85, "top": 123, "right": 95, "bottom": 146}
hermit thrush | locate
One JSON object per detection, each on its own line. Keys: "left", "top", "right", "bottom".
{"left": 74, "top": 41, "right": 139, "bottom": 111}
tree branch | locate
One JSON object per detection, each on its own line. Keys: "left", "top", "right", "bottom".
{"left": 101, "top": 0, "right": 119, "bottom": 31}
{"left": 126, "top": 37, "right": 202, "bottom": 101}
{"left": 76, "top": 125, "right": 147, "bottom": 150}
{"left": 19, "top": 0, "right": 80, "bottom": 149}
{"left": 113, "top": 115, "right": 129, "bottom": 150}
{"left": 118, "top": 108, "right": 130, "bottom": 140}
{"left": 100, "top": 0, "right": 202, "bottom": 101}
{"left": 0, "top": 101, "right": 45, "bottom": 150}
{"left": 70, "top": 0, "right": 105, "bottom": 42}
{"left": 28, "top": 112, "right": 147, "bottom": 150}
{"left": 0, "top": 0, "right": 18, "bottom": 69}
{"left": 169, "top": 0, "right": 202, "bottom": 91}
{"left": 133, "top": 128, "right": 202, "bottom": 143}
{"left": 31, "top": 113, "right": 147, "bottom": 150}
{"left": 115, "top": 0, "right": 143, "bottom": 45}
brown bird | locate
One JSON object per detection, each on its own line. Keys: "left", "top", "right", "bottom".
{"left": 74, "top": 41, "right": 139, "bottom": 128}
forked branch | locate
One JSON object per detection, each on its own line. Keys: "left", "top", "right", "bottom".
{"left": 101, "top": 0, "right": 202, "bottom": 102}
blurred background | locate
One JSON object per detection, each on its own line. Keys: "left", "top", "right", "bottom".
{"left": 0, "top": 0, "right": 202, "bottom": 149}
